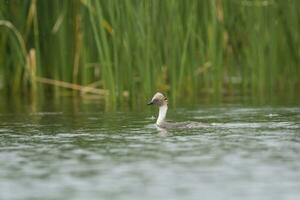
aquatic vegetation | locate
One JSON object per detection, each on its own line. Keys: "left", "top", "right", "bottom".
{"left": 0, "top": 0, "right": 299, "bottom": 107}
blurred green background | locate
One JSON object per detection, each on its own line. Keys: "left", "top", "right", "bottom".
{"left": 0, "top": 0, "right": 299, "bottom": 109}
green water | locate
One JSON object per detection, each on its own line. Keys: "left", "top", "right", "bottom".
{"left": 0, "top": 98, "right": 300, "bottom": 200}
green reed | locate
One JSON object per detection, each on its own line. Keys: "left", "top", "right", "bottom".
{"left": 0, "top": 0, "right": 299, "bottom": 107}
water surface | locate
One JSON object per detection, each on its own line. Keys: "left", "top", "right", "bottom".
{"left": 0, "top": 100, "right": 300, "bottom": 200}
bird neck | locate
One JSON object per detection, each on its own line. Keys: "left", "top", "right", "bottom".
{"left": 156, "top": 104, "right": 168, "bottom": 126}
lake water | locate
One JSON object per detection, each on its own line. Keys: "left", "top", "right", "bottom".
{"left": 0, "top": 99, "right": 300, "bottom": 200}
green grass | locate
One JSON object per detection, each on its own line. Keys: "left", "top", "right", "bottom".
{"left": 0, "top": 0, "right": 299, "bottom": 108}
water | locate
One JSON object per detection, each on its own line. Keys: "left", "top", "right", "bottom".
{"left": 0, "top": 100, "right": 300, "bottom": 200}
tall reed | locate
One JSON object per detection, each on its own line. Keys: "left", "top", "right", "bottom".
{"left": 0, "top": 0, "right": 299, "bottom": 107}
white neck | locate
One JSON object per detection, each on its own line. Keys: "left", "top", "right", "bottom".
{"left": 156, "top": 104, "right": 168, "bottom": 126}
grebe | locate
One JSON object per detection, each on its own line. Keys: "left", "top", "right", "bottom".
{"left": 148, "top": 92, "right": 207, "bottom": 129}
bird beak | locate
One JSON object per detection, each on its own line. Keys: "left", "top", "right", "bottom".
{"left": 147, "top": 101, "right": 153, "bottom": 105}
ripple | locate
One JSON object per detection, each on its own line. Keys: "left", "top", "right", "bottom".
{"left": 0, "top": 106, "right": 300, "bottom": 200}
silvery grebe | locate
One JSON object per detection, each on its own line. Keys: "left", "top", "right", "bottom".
{"left": 148, "top": 92, "right": 207, "bottom": 129}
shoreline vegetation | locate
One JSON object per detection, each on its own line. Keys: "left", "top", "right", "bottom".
{"left": 0, "top": 0, "right": 299, "bottom": 108}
